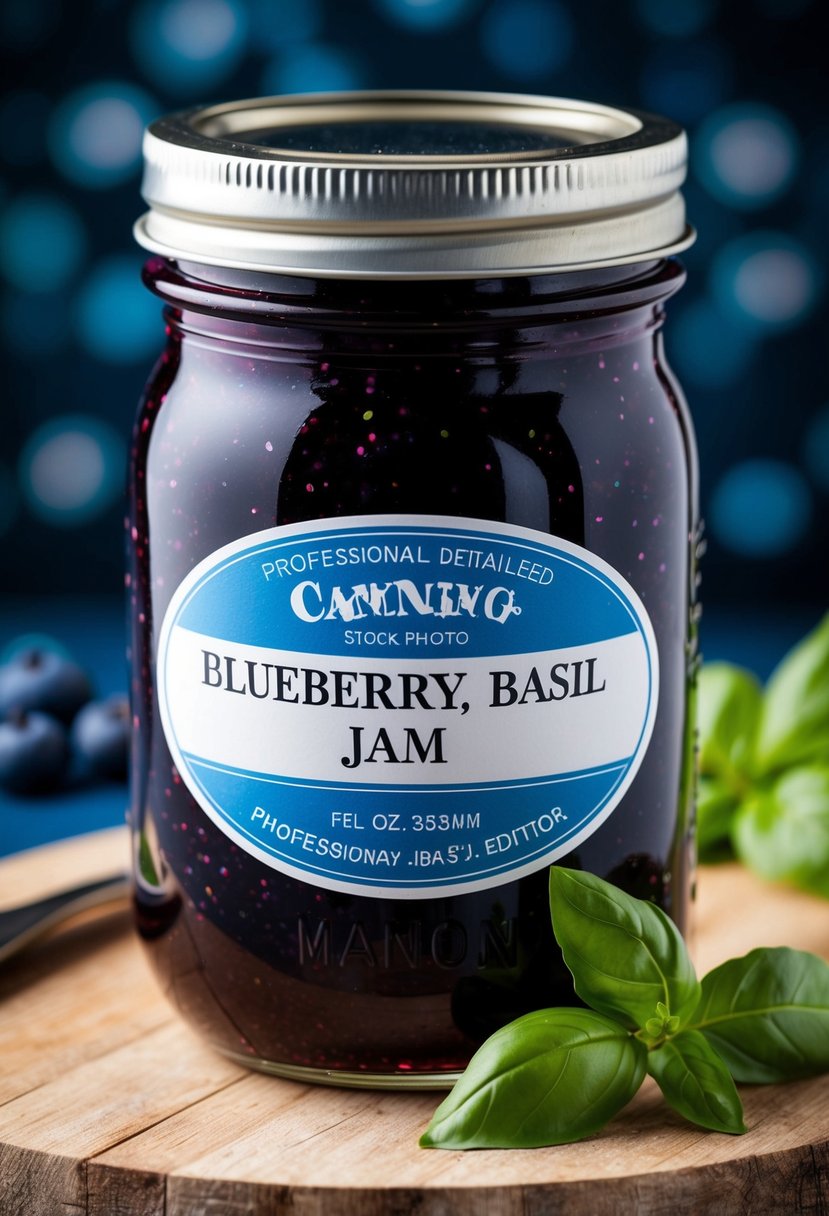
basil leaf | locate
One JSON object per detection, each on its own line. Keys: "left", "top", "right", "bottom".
{"left": 690, "top": 946, "right": 829, "bottom": 1083}
{"left": 697, "top": 776, "right": 737, "bottom": 861}
{"left": 647, "top": 1029, "right": 746, "bottom": 1134}
{"left": 420, "top": 1008, "right": 646, "bottom": 1149}
{"left": 138, "top": 830, "right": 161, "bottom": 887}
{"left": 549, "top": 867, "right": 700, "bottom": 1030}
{"left": 698, "top": 662, "right": 762, "bottom": 784}
{"left": 733, "top": 767, "right": 829, "bottom": 890}
{"left": 790, "top": 861, "right": 829, "bottom": 901}
{"left": 755, "top": 613, "right": 829, "bottom": 775}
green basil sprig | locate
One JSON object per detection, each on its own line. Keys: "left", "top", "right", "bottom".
{"left": 698, "top": 613, "right": 829, "bottom": 894}
{"left": 692, "top": 947, "right": 829, "bottom": 1083}
{"left": 647, "top": 1030, "right": 746, "bottom": 1135}
{"left": 420, "top": 1008, "right": 646, "bottom": 1149}
{"left": 547, "top": 866, "right": 700, "bottom": 1028}
{"left": 421, "top": 868, "right": 829, "bottom": 1150}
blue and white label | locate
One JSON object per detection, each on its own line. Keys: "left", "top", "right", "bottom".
{"left": 157, "top": 514, "right": 659, "bottom": 899}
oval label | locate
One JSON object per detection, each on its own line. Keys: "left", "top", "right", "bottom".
{"left": 157, "top": 514, "right": 659, "bottom": 898}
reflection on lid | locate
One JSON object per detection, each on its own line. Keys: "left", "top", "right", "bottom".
{"left": 234, "top": 119, "right": 589, "bottom": 157}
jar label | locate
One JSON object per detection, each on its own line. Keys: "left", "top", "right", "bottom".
{"left": 157, "top": 515, "right": 659, "bottom": 898}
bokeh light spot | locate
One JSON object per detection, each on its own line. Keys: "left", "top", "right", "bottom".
{"left": 249, "top": 0, "right": 321, "bottom": 49}
{"left": 712, "top": 233, "right": 820, "bottom": 331}
{"left": 373, "top": 0, "right": 477, "bottom": 32}
{"left": 803, "top": 403, "right": 829, "bottom": 493}
{"left": 635, "top": 0, "right": 715, "bottom": 37}
{"left": 50, "top": 82, "right": 157, "bottom": 188}
{"left": 0, "top": 193, "right": 86, "bottom": 293}
{"left": 20, "top": 416, "right": 125, "bottom": 526}
{"left": 696, "top": 103, "right": 799, "bottom": 208}
{"left": 76, "top": 255, "right": 160, "bottom": 364}
{"left": 480, "top": 0, "right": 574, "bottom": 79}
{"left": 669, "top": 298, "right": 756, "bottom": 388}
{"left": 262, "top": 44, "right": 364, "bottom": 95}
{"left": 710, "top": 459, "right": 812, "bottom": 557}
{"left": 161, "top": 0, "right": 238, "bottom": 57}
{"left": 132, "top": 0, "right": 249, "bottom": 93}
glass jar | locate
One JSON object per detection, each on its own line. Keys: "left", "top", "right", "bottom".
{"left": 130, "top": 92, "right": 699, "bottom": 1088}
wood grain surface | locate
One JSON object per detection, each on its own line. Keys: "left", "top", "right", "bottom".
{"left": 1, "top": 827, "right": 828, "bottom": 1215}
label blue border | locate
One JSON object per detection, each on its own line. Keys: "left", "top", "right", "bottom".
{"left": 158, "top": 516, "right": 659, "bottom": 898}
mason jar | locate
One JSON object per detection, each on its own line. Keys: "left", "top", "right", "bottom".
{"left": 129, "top": 91, "right": 699, "bottom": 1088}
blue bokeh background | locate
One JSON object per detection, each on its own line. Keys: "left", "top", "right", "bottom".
{"left": 0, "top": 0, "right": 826, "bottom": 852}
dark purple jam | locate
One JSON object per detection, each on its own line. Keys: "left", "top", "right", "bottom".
{"left": 129, "top": 257, "right": 698, "bottom": 1082}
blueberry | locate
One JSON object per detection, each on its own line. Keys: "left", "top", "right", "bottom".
{"left": 0, "top": 710, "right": 70, "bottom": 794}
{"left": 0, "top": 647, "right": 93, "bottom": 723}
{"left": 71, "top": 695, "right": 130, "bottom": 781}
{"left": 0, "top": 633, "right": 73, "bottom": 665}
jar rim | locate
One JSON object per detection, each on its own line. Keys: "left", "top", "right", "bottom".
{"left": 136, "top": 89, "right": 694, "bottom": 279}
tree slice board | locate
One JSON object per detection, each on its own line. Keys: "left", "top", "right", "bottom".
{"left": 1, "top": 827, "right": 828, "bottom": 1215}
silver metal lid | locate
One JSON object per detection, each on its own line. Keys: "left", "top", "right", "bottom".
{"left": 135, "top": 90, "right": 694, "bottom": 279}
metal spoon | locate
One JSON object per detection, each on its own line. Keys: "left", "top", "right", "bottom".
{"left": 0, "top": 874, "right": 131, "bottom": 966}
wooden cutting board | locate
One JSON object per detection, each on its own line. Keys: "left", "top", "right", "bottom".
{"left": 1, "top": 827, "right": 828, "bottom": 1216}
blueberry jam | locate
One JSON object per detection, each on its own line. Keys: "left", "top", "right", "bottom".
{"left": 128, "top": 255, "right": 698, "bottom": 1084}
